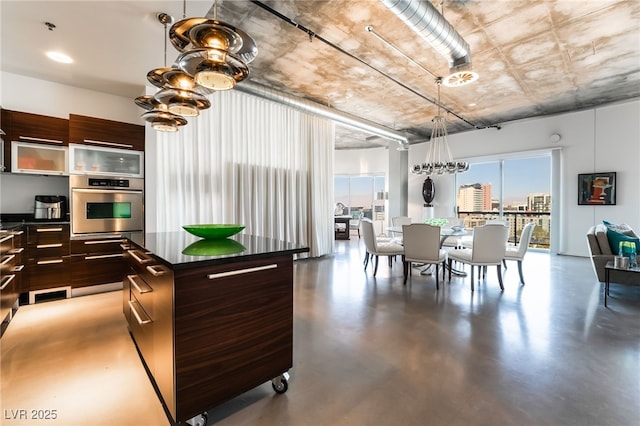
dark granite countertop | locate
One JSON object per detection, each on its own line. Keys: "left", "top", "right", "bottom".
{"left": 126, "top": 231, "right": 309, "bottom": 270}
{"left": 1, "top": 213, "right": 70, "bottom": 230}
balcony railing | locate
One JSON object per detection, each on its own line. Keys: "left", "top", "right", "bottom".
{"left": 457, "top": 211, "right": 551, "bottom": 249}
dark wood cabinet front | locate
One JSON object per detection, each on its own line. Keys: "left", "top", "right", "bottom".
{"left": 1, "top": 109, "right": 69, "bottom": 172}
{"left": 26, "top": 224, "right": 70, "bottom": 292}
{"left": 69, "top": 114, "right": 144, "bottom": 151}
{"left": 70, "top": 237, "right": 126, "bottom": 288}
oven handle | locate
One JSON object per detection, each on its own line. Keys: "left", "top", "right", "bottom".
{"left": 72, "top": 188, "right": 142, "bottom": 195}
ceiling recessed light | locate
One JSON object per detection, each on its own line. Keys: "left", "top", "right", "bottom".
{"left": 46, "top": 51, "right": 73, "bottom": 64}
{"left": 468, "top": 103, "right": 477, "bottom": 107}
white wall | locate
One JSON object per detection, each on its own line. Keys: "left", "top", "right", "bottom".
{"left": 0, "top": 72, "right": 142, "bottom": 123}
{"left": 0, "top": 72, "right": 141, "bottom": 215}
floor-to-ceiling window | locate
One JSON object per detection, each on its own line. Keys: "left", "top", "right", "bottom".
{"left": 334, "top": 173, "right": 386, "bottom": 232}
{"left": 455, "top": 153, "right": 551, "bottom": 249}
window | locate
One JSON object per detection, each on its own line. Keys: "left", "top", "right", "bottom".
{"left": 455, "top": 154, "right": 551, "bottom": 249}
{"left": 334, "top": 174, "right": 385, "bottom": 221}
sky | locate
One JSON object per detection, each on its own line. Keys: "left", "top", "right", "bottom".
{"left": 456, "top": 156, "right": 551, "bottom": 205}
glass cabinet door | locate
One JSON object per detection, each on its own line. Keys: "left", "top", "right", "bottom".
{"left": 11, "top": 141, "right": 68, "bottom": 175}
{"left": 69, "top": 144, "right": 143, "bottom": 177}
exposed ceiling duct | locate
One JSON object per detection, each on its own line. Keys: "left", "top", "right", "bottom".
{"left": 379, "top": 0, "right": 477, "bottom": 85}
{"left": 235, "top": 80, "right": 410, "bottom": 148}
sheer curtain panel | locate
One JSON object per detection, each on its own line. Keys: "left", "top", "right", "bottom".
{"left": 154, "top": 89, "right": 334, "bottom": 257}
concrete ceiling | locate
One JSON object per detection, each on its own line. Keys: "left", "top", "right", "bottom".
{"left": 1, "top": 1, "right": 639, "bottom": 150}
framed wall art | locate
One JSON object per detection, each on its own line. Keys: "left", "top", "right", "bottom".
{"left": 578, "top": 172, "right": 616, "bottom": 205}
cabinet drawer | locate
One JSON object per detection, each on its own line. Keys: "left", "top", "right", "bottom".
{"left": 126, "top": 249, "right": 170, "bottom": 285}
{"left": 0, "top": 273, "right": 17, "bottom": 321}
{"left": 70, "top": 254, "right": 125, "bottom": 288}
{"left": 29, "top": 242, "right": 69, "bottom": 259}
{"left": 128, "top": 297, "right": 154, "bottom": 372}
{"left": 71, "top": 238, "right": 125, "bottom": 255}
{"left": 28, "top": 225, "right": 70, "bottom": 245}
{"left": 28, "top": 257, "right": 71, "bottom": 291}
{"left": 126, "top": 274, "right": 153, "bottom": 316}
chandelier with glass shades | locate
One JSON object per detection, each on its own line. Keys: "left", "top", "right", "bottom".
{"left": 135, "top": 1, "right": 257, "bottom": 132}
{"left": 411, "top": 77, "right": 469, "bottom": 175}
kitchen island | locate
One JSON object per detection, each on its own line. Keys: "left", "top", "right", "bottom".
{"left": 123, "top": 231, "right": 309, "bottom": 425}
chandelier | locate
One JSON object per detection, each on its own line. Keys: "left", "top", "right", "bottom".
{"left": 411, "top": 78, "right": 468, "bottom": 175}
{"left": 135, "top": 1, "right": 257, "bottom": 132}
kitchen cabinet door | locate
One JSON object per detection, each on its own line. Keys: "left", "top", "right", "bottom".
{"left": 69, "top": 114, "right": 144, "bottom": 151}
{"left": 2, "top": 109, "right": 69, "bottom": 173}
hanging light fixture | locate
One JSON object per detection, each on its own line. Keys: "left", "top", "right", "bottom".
{"left": 411, "top": 78, "right": 468, "bottom": 176}
{"left": 135, "top": 12, "right": 195, "bottom": 132}
{"left": 169, "top": 0, "right": 257, "bottom": 91}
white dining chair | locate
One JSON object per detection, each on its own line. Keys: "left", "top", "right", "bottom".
{"left": 503, "top": 222, "right": 536, "bottom": 284}
{"left": 361, "top": 218, "right": 404, "bottom": 276}
{"left": 447, "top": 223, "right": 509, "bottom": 291}
{"left": 401, "top": 224, "right": 447, "bottom": 289}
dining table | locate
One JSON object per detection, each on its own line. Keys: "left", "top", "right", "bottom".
{"left": 387, "top": 225, "right": 471, "bottom": 276}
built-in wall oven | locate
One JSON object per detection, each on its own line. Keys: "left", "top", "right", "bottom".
{"left": 70, "top": 175, "right": 143, "bottom": 236}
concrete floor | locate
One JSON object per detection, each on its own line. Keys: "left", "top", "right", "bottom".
{"left": 1, "top": 237, "right": 639, "bottom": 426}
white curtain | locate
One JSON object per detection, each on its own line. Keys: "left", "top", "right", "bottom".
{"left": 154, "top": 89, "right": 334, "bottom": 257}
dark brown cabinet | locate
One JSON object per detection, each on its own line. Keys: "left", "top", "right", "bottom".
{"left": 70, "top": 237, "right": 126, "bottom": 288}
{"left": 26, "top": 224, "right": 70, "bottom": 293}
{"left": 1, "top": 228, "right": 25, "bottom": 334}
{"left": 69, "top": 114, "right": 144, "bottom": 151}
{"left": 1, "top": 109, "right": 69, "bottom": 172}
{"left": 123, "top": 238, "right": 297, "bottom": 424}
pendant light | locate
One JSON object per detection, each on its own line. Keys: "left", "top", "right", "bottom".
{"left": 169, "top": 0, "right": 257, "bottom": 91}
{"left": 135, "top": 13, "right": 191, "bottom": 132}
{"left": 411, "top": 78, "right": 469, "bottom": 175}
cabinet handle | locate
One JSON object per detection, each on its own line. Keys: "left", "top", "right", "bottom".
{"left": 146, "top": 265, "right": 166, "bottom": 277}
{"left": 85, "top": 253, "right": 124, "bottom": 260}
{"left": 85, "top": 239, "right": 125, "bottom": 245}
{"left": 37, "top": 243, "right": 63, "bottom": 249}
{"left": 207, "top": 264, "right": 278, "bottom": 280}
{"left": 128, "top": 275, "right": 152, "bottom": 294}
{"left": 9, "top": 247, "right": 25, "bottom": 254}
{"left": 12, "top": 230, "right": 24, "bottom": 236}
{"left": 37, "top": 259, "right": 64, "bottom": 265}
{"left": 128, "top": 300, "right": 152, "bottom": 325}
{"left": 0, "top": 274, "right": 15, "bottom": 290}
{"left": 12, "top": 265, "right": 25, "bottom": 272}
{"left": 1, "top": 254, "right": 15, "bottom": 265}
{"left": 19, "top": 136, "right": 63, "bottom": 144}
{"left": 120, "top": 243, "right": 131, "bottom": 250}
{"left": 37, "top": 227, "right": 63, "bottom": 233}
{"left": 0, "top": 234, "right": 13, "bottom": 243}
{"left": 84, "top": 139, "right": 133, "bottom": 149}
{"left": 128, "top": 250, "right": 153, "bottom": 264}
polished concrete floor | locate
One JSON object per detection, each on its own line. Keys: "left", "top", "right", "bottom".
{"left": 1, "top": 236, "right": 639, "bottom": 426}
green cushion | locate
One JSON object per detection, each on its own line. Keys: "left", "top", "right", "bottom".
{"left": 605, "top": 227, "right": 640, "bottom": 254}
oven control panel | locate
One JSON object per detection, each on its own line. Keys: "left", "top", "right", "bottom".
{"left": 88, "top": 178, "right": 130, "bottom": 188}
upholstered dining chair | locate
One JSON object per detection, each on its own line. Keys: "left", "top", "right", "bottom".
{"left": 503, "top": 221, "right": 536, "bottom": 284}
{"left": 447, "top": 223, "right": 509, "bottom": 291}
{"left": 458, "top": 219, "right": 508, "bottom": 249}
{"left": 361, "top": 218, "right": 404, "bottom": 276}
{"left": 401, "top": 224, "right": 447, "bottom": 289}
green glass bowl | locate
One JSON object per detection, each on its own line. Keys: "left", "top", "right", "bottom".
{"left": 182, "top": 224, "right": 245, "bottom": 239}
{"left": 182, "top": 238, "right": 246, "bottom": 256}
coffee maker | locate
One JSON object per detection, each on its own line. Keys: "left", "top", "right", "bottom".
{"left": 34, "top": 195, "right": 67, "bottom": 220}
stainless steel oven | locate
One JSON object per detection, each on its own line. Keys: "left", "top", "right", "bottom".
{"left": 70, "top": 175, "right": 143, "bottom": 236}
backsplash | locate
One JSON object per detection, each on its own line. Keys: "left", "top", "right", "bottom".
{"left": 0, "top": 173, "right": 69, "bottom": 214}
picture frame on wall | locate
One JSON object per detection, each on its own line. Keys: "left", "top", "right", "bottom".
{"left": 578, "top": 172, "right": 617, "bottom": 205}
